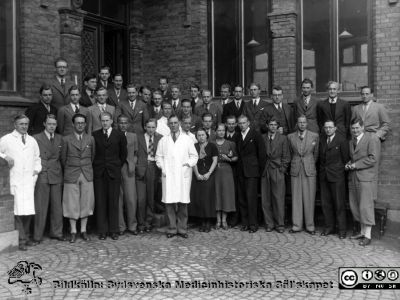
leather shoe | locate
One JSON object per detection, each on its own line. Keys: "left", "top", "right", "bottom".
{"left": 240, "top": 226, "right": 249, "bottom": 231}
{"left": 265, "top": 226, "right": 274, "bottom": 232}
{"left": 111, "top": 233, "right": 119, "bottom": 240}
{"left": 26, "top": 240, "right": 39, "bottom": 247}
{"left": 70, "top": 233, "right": 76, "bottom": 243}
{"left": 276, "top": 227, "right": 285, "bottom": 233}
{"left": 99, "top": 234, "right": 107, "bottom": 240}
{"left": 119, "top": 231, "right": 125, "bottom": 236}
{"left": 289, "top": 229, "right": 301, "bottom": 234}
{"left": 306, "top": 230, "right": 316, "bottom": 235}
{"left": 249, "top": 226, "right": 258, "bottom": 233}
{"left": 350, "top": 233, "right": 364, "bottom": 240}
{"left": 81, "top": 232, "right": 90, "bottom": 241}
{"left": 145, "top": 226, "right": 153, "bottom": 233}
{"left": 321, "top": 230, "right": 334, "bottom": 236}
{"left": 19, "top": 244, "right": 27, "bottom": 251}
{"left": 339, "top": 232, "right": 347, "bottom": 239}
{"left": 177, "top": 233, "right": 188, "bottom": 239}
{"left": 51, "top": 236, "right": 67, "bottom": 242}
{"left": 128, "top": 230, "right": 138, "bottom": 236}
{"left": 359, "top": 237, "right": 371, "bottom": 246}
{"left": 166, "top": 233, "right": 176, "bottom": 238}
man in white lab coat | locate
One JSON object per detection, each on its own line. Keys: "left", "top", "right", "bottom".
{"left": 156, "top": 115, "right": 198, "bottom": 238}
{"left": 0, "top": 115, "right": 42, "bottom": 251}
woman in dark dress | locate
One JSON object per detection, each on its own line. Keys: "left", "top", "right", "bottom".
{"left": 189, "top": 128, "right": 218, "bottom": 232}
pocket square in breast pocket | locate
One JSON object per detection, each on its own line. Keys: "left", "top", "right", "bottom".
{"left": 139, "top": 111, "right": 143, "bottom": 114}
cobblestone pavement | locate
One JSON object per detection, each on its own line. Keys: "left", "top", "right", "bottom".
{"left": 0, "top": 226, "right": 399, "bottom": 299}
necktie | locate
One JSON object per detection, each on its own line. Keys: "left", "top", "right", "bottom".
{"left": 45, "top": 104, "right": 50, "bottom": 112}
{"left": 60, "top": 78, "right": 65, "bottom": 93}
{"left": 304, "top": 97, "right": 308, "bottom": 109}
{"left": 104, "top": 130, "right": 108, "bottom": 140}
{"left": 130, "top": 101, "right": 134, "bottom": 109}
{"left": 148, "top": 135, "right": 154, "bottom": 158}
{"left": 327, "top": 136, "right": 331, "bottom": 145}
{"left": 236, "top": 101, "right": 240, "bottom": 109}
{"left": 353, "top": 137, "right": 357, "bottom": 150}
{"left": 269, "top": 135, "right": 273, "bottom": 143}
{"left": 173, "top": 101, "right": 177, "bottom": 110}
{"left": 253, "top": 100, "right": 257, "bottom": 109}
{"left": 172, "top": 132, "right": 177, "bottom": 142}
{"left": 204, "top": 104, "right": 209, "bottom": 112}
{"left": 299, "top": 134, "right": 304, "bottom": 141}
{"left": 100, "top": 105, "right": 105, "bottom": 112}
{"left": 116, "top": 90, "right": 120, "bottom": 98}
{"left": 50, "top": 134, "right": 54, "bottom": 144}
{"left": 75, "top": 104, "right": 79, "bottom": 113}
{"left": 22, "top": 135, "right": 26, "bottom": 145}
{"left": 79, "top": 135, "right": 82, "bottom": 141}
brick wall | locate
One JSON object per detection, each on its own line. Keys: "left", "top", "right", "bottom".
{"left": 0, "top": 160, "right": 14, "bottom": 233}
{"left": 131, "top": 0, "right": 209, "bottom": 97}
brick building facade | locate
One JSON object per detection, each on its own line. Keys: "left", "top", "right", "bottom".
{"left": 0, "top": 0, "right": 399, "bottom": 251}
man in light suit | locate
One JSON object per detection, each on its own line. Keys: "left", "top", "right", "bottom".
{"left": 194, "top": 89, "right": 222, "bottom": 130}
{"left": 317, "top": 81, "right": 351, "bottom": 138}
{"left": 261, "top": 118, "right": 290, "bottom": 233}
{"left": 79, "top": 74, "right": 98, "bottom": 107}
{"left": 107, "top": 74, "right": 128, "bottom": 107}
{"left": 136, "top": 118, "right": 162, "bottom": 233}
{"left": 293, "top": 78, "right": 319, "bottom": 133}
{"left": 319, "top": 120, "right": 349, "bottom": 239}
{"left": 352, "top": 86, "right": 390, "bottom": 142}
{"left": 26, "top": 84, "right": 58, "bottom": 135}
{"left": 50, "top": 58, "right": 74, "bottom": 110}
{"left": 242, "top": 83, "right": 269, "bottom": 132}
{"left": 33, "top": 115, "right": 65, "bottom": 243}
{"left": 88, "top": 87, "right": 115, "bottom": 132}
{"left": 61, "top": 113, "right": 95, "bottom": 243}
{"left": 263, "top": 86, "right": 295, "bottom": 135}
{"left": 116, "top": 84, "right": 150, "bottom": 135}
{"left": 236, "top": 115, "right": 267, "bottom": 233}
{"left": 346, "top": 118, "right": 380, "bottom": 246}
{"left": 92, "top": 112, "right": 127, "bottom": 240}
{"left": 287, "top": 116, "right": 319, "bottom": 234}
{"left": 117, "top": 115, "right": 139, "bottom": 235}
{"left": 57, "top": 86, "right": 92, "bottom": 136}
{"left": 222, "top": 85, "right": 245, "bottom": 123}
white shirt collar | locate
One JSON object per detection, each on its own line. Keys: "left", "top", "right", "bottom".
{"left": 44, "top": 130, "right": 53, "bottom": 140}
{"left": 274, "top": 103, "right": 282, "bottom": 110}
{"left": 241, "top": 127, "right": 250, "bottom": 139}
{"left": 103, "top": 127, "right": 112, "bottom": 136}
{"left": 252, "top": 97, "right": 260, "bottom": 105}
{"left": 70, "top": 103, "right": 79, "bottom": 111}
{"left": 329, "top": 97, "right": 337, "bottom": 104}
{"left": 356, "top": 133, "right": 364, "bottom": 143}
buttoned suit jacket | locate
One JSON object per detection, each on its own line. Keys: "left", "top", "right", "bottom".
{"left": 243, "top": 99, "right": 269, "bottom": 132}
{"left": 26, "top": 102, "right": 57, "bottom": 135}
{"left": 61, "top": 133, "right": 95, "bottom": 183}
{"left": 57, "top": 104, "right": 92, "bottom": 136}
{"left": 263, "top": 102, "right": 295, "bottom": 134}
{"left": 88, "top": 103, "right": 116, "bottom": 132}
{"left": 352, "top": 101, "right": 390, "bottom": 141}
{"left": 319, "top": 134, "right": 349, "bottom": 182}
{"left": 79, "top": 91, "right": 96, "bottom": 107}
{"left": 222, "top": 99, "right": 245, "bottom": 122}
{"left": 293, "top": 95, "right": 320, "bottom": 133}
{"left": 194, "top": 102, "right": 222, "bottom": 130}
{"left": 92, "top": 128, "right": 127, "bottom": 180}
{"left": 262, "top": 132, "right": 290, "bottom": 175}
{"left": 34, "top": 131, "right": 63, "bottom": 184}
{"left": 107, "top": 88, "right": 128, "bottom": 107}
{"left": 191, "top": 98, "right": 203, "bottom": 111}
{"left": 317, "top": 98, "right": 351, "bottom": 138}
{"left": 149, "top": 105, "right": 163, "bottom": 120}
{"left": 237, "top": 128, "right": 267, "bottom": 178}
{"left": 287, "top": 130, "right": 319, "bottom": 177}
{"left": 50, "top": 77, "right": 74, "bottom": 110}
{"left": 116, "top": 100, "right": 150, "bottom": 134}
{"left": 349, "top": 132, "right": 380, "bottom": 182}
{"left": 170, "top": 99, "right": 183, "bottom": 116}
{"left": 136, "top": 132, "right": 162, "bottom": 179}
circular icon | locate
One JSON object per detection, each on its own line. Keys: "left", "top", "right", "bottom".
{"left": 362, "top": 270, "right": 373, "bottom": 281}
{"left": 387, "top": 270, "right": 399, "bottom": 281}
{"left": 374, "top": 270, "right": 386, "bottom": 281}
{"left": 341, "top": 270, "right": 358, "bottom": 287}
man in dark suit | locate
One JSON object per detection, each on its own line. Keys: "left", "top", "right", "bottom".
{"left": 263, "top": 86, "right": 295, "bottom": 135}
{"left": 194, "top": 89, "right": 222, "bottom": 130}
{"left": 57, "top": 86, "right": 92, "bottom": 136}
{"left": 79, "top": 74, "right": 98, "bottom": 107}
{"left": 149, "top": 90, "right": 163, "bottom": 120}
{"left": 317, "top": 81, "right": 351, "bottom": 138}
{"left": 98, "top": 66, "right": 113, "bottom": 90}
{"left": 261, "top": 118, "right": 290, "bottom": 233}
{"left": 345, "top": 118, "right": 380, "bottom": 246}
{"left": 136, "top": 118, "right": 162, "bottom": 233}
{"left": 222, "top": 85, "right": 245, "bottom": 123}
{"left": 117, "top": 115, "right": 138, "bottom": 235}
{"left": 159, "top": 77, "right": 172, "bottom": 102}
{"left": 107, "top": 74, "right": 128, "bottom": 107}
{"left": 50, "top": 58, "right": 74, "bottom": 110}
{"left": 179, "top": 99, "right": 202, "bottom": 132}
{"left": 116, "top": 84, "right": 150, "bottom": 134}
{"left": 170, "top": 85, "right": 183, "bottom": 116}
{"left": 293, "top": 78, "right": 319, "bottom": 133}
{"left": 92, "top": 112, "right": 127, "bottom": 240}
{"left": 218, "top": 83, "right": 233, "bottom": 108}
{"left": 26, "top": 84, "right": 57, "bottom": 135}
{"left": 201, "top": 113, "right": 217, "bottom": 142}
{"left": 242, "top": 83, "right": 269, "bottom": 132}
{"left": 189, "top": 83, "right": 203, "bottom": 111}
{"left": 236, "top": 115, "right": 266, "bottom": 233}
{"left": 33, "top": 114, "right": 65, "bottom": 243}
{"left": 319, "top": 120, "right": 349, "bottom": 239}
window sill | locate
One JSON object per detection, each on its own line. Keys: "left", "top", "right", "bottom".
{"left": 0, "top": 95, "right": 37, "bottom": 107}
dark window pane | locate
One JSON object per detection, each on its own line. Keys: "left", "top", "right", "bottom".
{"left": 244, "top": 0, "right": 269, "bottom": 93}
{"left": 82, "top": 0, "right": 99, "bottom": 15}
{"left": 101, "top": 0, "right": 126, "bottom": 23}
{"left": 303, "top": 0, "right": 332, "bottom": 92}
{"left": 0, "top": 0, "right": 16, "bottom": 91}
{"left": 213, "top": 0, "right": 240, "bottom": 92}
{"left": 339, "top": 0, "right": 368, "bottom": 91}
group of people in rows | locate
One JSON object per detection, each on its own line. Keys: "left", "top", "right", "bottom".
{"left": 0, "top": 58, "right": 390, "bottom": 251}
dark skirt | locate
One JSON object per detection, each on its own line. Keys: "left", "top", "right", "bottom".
{"left": 189, "top": 173, "right": 216, "bottom": 218}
